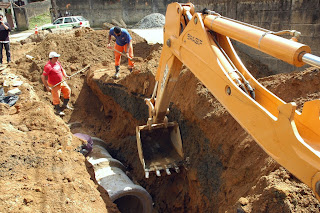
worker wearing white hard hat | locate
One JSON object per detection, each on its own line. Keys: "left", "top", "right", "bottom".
{"left": 41, "top": 51, "right": 72, "bottom": 116}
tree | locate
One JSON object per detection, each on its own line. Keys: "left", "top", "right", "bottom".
{"left": 50, "top": 0, "right": 58, "bottom": 20}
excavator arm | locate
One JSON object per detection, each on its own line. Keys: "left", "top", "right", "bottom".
{"left": 136, "top": 2, "right": 320, "bottom": 200}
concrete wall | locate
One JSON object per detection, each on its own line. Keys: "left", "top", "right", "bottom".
{"left": 14, "top": 7, "right": 28, "bottom": 30}
{"left": 235, "top": 0, "right": 319, "bottom": 73}
{"left": 23, "top": 0, "right": 50, "bottom": 18}
{"left": 55, "top": 0, "right": 186, "bottom": 27}
{"left": 55, "top": 0, "right": 320, "bottom": 73}
{"left": 13, "top": 0, "right": 50, "bottom": 30}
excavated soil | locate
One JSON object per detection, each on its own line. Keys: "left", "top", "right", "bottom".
{"left": 1, "top": 28, "right": 320, "bottom": 213}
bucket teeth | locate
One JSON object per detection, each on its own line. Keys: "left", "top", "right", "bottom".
{"left": 174, "top": 164, "right": 180, "bottom": 173}
{"left": 145, "top": 163, "right": 184, "bottom": 177}
{"left": 165, "top": 167, "right": 171, "bottom": 175}
{"left": 156, "top": 169, "right": 161, "bottom": 177}
{"left": 145, "top": 171, "right": 150, "bottom": 179}
{"left": 185, "top": 157, "right": 190, "bottom": 164}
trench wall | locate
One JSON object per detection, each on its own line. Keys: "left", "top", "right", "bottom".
{"left": 55, "top": 0, "right": 320, "bottom": 73}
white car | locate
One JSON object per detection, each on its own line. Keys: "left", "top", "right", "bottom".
{"left": 40, "top": 16, "right": 90, "bottom": 31}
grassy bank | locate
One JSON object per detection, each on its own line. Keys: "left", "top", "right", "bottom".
{"left": 28, "top": 13, "right": 51, "bottom": 30}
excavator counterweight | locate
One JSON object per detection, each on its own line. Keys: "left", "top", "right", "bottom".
{"left": 136, "top": 2, "right": 320, "bottom": 201}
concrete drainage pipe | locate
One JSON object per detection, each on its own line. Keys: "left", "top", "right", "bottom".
{"left": 87, "top": 137, "right": 153, "bottom": 213}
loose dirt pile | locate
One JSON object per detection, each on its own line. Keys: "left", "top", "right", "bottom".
{"left": 0, "top": 27, "right": 319, "bottom": 212}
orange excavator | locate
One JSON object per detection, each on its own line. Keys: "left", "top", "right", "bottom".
{"left": 136, "top": 2, "right": 320, "bottom": 200}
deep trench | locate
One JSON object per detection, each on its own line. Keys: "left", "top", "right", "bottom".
{"left": 31, "top": 51, "right": 320, "bottom": 212}
{"left": 65, "top": 58, "right": 320, "bottom": 212}
{"left": 67, "top": 76, "right": 227, "bottom": 213}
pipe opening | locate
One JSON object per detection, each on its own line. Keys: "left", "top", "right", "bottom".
{"left": 114, "top": 195, "right": 144, "bottom": 213}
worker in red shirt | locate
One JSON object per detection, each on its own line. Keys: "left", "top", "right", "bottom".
{"left": 107, "top": 26, "right": 134, "bottom": 78}
{"left": 41, "top": 52, "right": 71, "bottom": 116}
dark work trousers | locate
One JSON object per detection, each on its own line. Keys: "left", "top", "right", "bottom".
{"left": 0, "top": 42, "right": 10, "bottom": 64}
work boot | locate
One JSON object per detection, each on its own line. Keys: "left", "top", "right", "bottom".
{"left": 54, "top": 104, "right": 65, "bottom": 116}
{"left": 62, "top": 99, "right": 73, "bottom": 110}
{"left": 128, "top": 67, "right": 133, "bottom": 73}
{"left": 113, "top": 65, "right": 120, "bottom": 79}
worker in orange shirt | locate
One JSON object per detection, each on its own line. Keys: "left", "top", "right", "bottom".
{"left": 41, "top": 52, "right": 72, "bottom": 116}
{"left": 107, "top": 26, "right": 134, "bottom": 78}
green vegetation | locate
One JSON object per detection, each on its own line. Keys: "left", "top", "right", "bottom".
{"left": 28, "top": 13, "right": 51, "bottom": 30}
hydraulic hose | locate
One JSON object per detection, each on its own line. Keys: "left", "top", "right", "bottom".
{"left": 212, "top": 33, "right": 255, "bottom": 99}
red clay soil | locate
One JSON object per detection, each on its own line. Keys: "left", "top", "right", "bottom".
{"left": 0, "top": 28, "right": 319, "bottom": 212}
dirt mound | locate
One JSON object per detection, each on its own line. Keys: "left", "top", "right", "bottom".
{"left": 20, "top": 31, "right": 49, "bottom": 44}
{"left": 0, "top": 77, "right": 118, "bottom": 212}
{"left": 10, "top": 28, "right": 152, "bottom": 101}
{"left": 1, "top": 27, "right": 320, "bottom": 213}
{"left": 0, "top": 27, "right": 154, "bottom": 213}
{"left": 15, "top": 27, "right": 149, "bottom": 67}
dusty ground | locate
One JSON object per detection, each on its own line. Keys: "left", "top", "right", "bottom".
{"left": 0, "top": 27, "right": 320, "bottom": 212}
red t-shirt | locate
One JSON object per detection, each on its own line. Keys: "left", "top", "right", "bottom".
{"left": 43, "top": 61, "right": 64, "bottom": 85}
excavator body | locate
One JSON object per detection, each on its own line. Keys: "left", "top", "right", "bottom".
{"left": 136, "top": 2, "right": 320, "bottom": 200}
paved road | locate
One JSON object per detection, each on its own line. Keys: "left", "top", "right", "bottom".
{"left": 10, "top": 30, "right": 33, "bottom": 43}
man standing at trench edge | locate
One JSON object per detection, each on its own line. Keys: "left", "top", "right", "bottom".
{"left": 41, "top": 52, "right": 72, "bottom": 116}
{"left": 0, "top": 14, "right": 11, "bottom": 65}
{"left": 107, "top": 26, "right": 134, "bottom": 78}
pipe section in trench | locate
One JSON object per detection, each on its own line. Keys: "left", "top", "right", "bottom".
{"left": 87, "top": 137, "right": 153, "bottom": 213}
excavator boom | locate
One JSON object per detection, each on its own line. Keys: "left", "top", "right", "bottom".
{"left": 136, "top": 2, "right": 320, "bottom": 200}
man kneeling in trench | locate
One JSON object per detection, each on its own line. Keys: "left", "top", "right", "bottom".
{"left": 41, "top": 52, "right": 72, "bottom": 116}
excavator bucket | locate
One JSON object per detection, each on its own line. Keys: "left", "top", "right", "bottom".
{"left": 136, "top": 122, "right": 184, "bottom": 178}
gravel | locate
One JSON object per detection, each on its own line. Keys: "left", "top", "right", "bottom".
{"left": 135, "top": 13, "right": 165, "bottom": 29}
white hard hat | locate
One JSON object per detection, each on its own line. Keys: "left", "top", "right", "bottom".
{"left": 49, "top": 51, "right": 60, "bottom": 58}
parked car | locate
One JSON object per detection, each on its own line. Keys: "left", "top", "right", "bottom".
{"left": 40, "top": 16, "right": 90, "bottom": 31}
